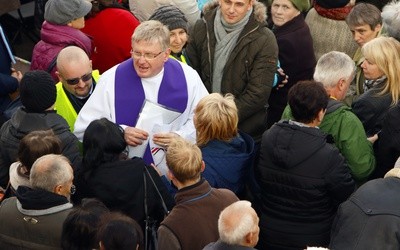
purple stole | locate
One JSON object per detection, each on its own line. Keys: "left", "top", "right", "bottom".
{"left": 114, "top": 58, "right": 188, "bottom": 164}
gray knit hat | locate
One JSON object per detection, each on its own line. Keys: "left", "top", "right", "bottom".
{"left": 149, "top": 5, "right": 189, "bottom": 32}
{"left": 44, "top": 0, "right": 92, "bottom": 25}
{"left": 20, "top": 71, "right": 57, "bottom": 113}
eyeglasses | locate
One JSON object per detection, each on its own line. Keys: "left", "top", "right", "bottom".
{"left": 65, "top": 72, "right": 92, "bottom": 85}
{"left": 70, "top": 184, "right": 76, "bottom": 195}
{"left": 130, "top": 50, "right": 164, "bottom": 60}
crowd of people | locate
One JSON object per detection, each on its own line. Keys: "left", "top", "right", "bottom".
{"left": 1, "top": 0, "right": 400, "bottom": 249}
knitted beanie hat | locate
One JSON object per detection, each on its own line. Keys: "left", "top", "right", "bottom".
{"left": 288, "top": 0, "right": 311, "bottom": 12}
{"left": 44, "top": 0, "right": 92, "bottom": 25}
{"left": 316, "top": 0, "right": 350, "bottom": 9}
{"left": 20, "top": 70, "right": 57, "bottom": 113}
{"left": 149, "top": 5, "right": 189, "bottom": 32}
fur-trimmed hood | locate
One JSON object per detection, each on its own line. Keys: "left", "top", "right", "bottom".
{"left": 203, "top": 0, "right": 267, "bottom": 23}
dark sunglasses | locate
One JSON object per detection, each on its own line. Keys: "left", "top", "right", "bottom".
{"left": 65, "top": 72, "right": 92, "bottom": 85}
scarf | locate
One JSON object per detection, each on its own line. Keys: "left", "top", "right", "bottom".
{"left": 364, "top": 75, "right": 387, "bottom": 92}
{"left": 314, "top": 3, "right": 352, "bottom": 21}
{"left": 212, "top": 7, "right": 252, "bottom": 93}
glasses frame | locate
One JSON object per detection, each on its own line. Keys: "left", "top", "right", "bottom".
{"left": 70, "top": 184, "right": 76, "bottom": 195}
{"left": 65, "top": 72, "right": 93, "bottom": 85}
{"left": 130, "top": 49, "right": 164, "bottom": 61}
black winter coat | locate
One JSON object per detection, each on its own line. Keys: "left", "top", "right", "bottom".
{"left": 352, "top": 82, "right": 392, "bottom": 136}
{"left": 256, "top": 121, "right": 355, "bottom": 250}
{"left": 330, "top": 176, "right": 400, "bottom": 249}
{"left": 372, "top": 103, "right": 400, "bottom": 179}
{"left": 266, "top": 14, "right": 316, "bottom": 128}
{"left": 0, "top": 108, "right": 81, "bottom": 188}
{"left": 76, "top": 157, "right": 175, "bottom": 230}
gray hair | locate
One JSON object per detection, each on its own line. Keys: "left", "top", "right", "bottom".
{"left": 30, "top": 154, "right": 73, "bottom": 192}
{"left": 314, "top": 51, "right": 355, "bottom": 89}
{"left": 131, "top": 20, "right": 170, "bottom": 51}
{"left": 218, "top": 200, "right": 258, "bottom": 245}
{"left": 346, "top": 3, "right": 382, "bottom": 29}
{"left": 382, "top": 1, "right": 400, "bottom": 41}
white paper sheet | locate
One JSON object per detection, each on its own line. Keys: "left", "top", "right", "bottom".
{"left": 128, "top": 100, "right": 181, "bottom": 176}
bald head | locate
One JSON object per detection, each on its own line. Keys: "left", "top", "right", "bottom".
{"left": 218, "top": 200, "right": 259, "bottom": 247}
{"left": 57, "top": 46, "right": 90, "bottom": 72}
{"left": 56, "top": 46, "right": 93, "bottom": 97}
{"left": 30, "top": 154, "right": 73, "bottom": 197}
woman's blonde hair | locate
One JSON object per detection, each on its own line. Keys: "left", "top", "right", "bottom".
{"left": 362, "top": 36, "right": 400, "bottom": 105}
{"left": 194, "top": 93, "right": 239, "bottom": 147}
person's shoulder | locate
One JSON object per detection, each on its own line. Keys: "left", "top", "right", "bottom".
{"left": 98, "top": 64, "right": 119, "bottom": 81}
{"left": 176, "top": 60, "right": 201, "bottom": 78}
{"left": 212, "top": 187, "right": 238, "bottom": 202}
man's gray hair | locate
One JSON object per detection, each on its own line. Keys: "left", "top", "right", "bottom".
{"left": 131, "top": 20, "right": 170, "bottom": 51}
{"left": 314, "top": 51, "right": 355, "bottom": 89}
{"left": 30, "top": 154, "right": 73, "bottom": 192}
{"left": 218, "top": 200, "right": 257, "bottom": 245}
{"left": 382, "top": 1, "right": 400, "bottom": 42}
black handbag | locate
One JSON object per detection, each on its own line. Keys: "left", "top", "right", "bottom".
{"left": 143, "top": 166, "right": 169, "bottom": 250}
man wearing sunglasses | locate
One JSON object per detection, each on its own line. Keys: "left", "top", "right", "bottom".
{"left": 55, "top": 46, "right": 100, "bottom": 131}
{"left": 74, "top": 21, "right": 208, "bottom": 167}
{"left": 0, "top": 154, "right": 74, "bottom": 249}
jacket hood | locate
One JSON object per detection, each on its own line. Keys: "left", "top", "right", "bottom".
{"left": 326, "top": 98, "right": 346, "bottom": 114}
{"left": 201, "top": 131, "right": 255, "bottom": 191}
{"left": 15, "top": 186, "right": 72, "bottom": 214}
{"left": 7, "top": 107, "right": 70, "bottom": 139}
{"left": 40, "top": 21, "right": 92, "bottom": 54}
{"left": 267, "top": 122, "right": 328, "bottom": 169}
{"left": 203, "top": 0, "right": 267, "bottom": 23}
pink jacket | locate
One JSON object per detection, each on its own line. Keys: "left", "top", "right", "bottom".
{"left": 30, "top": 21, "right": 92, "bottom": 82}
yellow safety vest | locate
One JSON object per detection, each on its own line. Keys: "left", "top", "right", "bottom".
{"left": 55, "top": 70, "right": 100, "bottom": 131}
{"left": 169, "top": 54, "right": 187, "bottom": 64}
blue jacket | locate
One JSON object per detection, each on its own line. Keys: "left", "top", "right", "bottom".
{"left": 201, "top": 131, "right": 255, "bottom": 195}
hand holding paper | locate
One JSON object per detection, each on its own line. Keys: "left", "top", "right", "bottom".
{"left": 124, "top": 126, "right": 148, "bottom": 146}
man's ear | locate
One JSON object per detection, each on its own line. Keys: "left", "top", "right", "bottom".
{"left": 338, "top": 78, "right": 346, "bottom": 91}
{"left": 317, "top": 108, "right": 326, "bottom": 123}
{"left": 55, "top": 71, "right": 62, "bottom": 82}
{"left": 201, "top": 160, "right": 205, "bottom": 173}
{"left": 164, "top": 48, "right": 171, "bottom": 62}
{"left": 374, "top": 23, "right": 382, "bottom": 32}
{"left": 245, "top": 231, "right": 253, "bottom": 244}
{"left": 167, "top": 169, "right": 174, "bottom": 180}
{"left": 54, "top": 184, "right": 62, "bottom": 195}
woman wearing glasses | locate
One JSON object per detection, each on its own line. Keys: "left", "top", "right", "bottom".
{"left": 75, "top": 118, "right": 175, "bottom": 232}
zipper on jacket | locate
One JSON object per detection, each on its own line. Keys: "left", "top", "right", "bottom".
{"left": 245, "top": 60, "right": 250, "bottom": 80}
{"left": 204, "top": 19, "right": 213, "bottom": 84}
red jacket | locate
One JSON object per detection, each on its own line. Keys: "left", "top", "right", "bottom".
{"left": 81, "top": 8, "right": 140, "bottom": 73}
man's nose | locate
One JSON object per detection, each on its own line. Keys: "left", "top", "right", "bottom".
{"left": 354, "top": 32, "right": 362, "bottom": 42}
